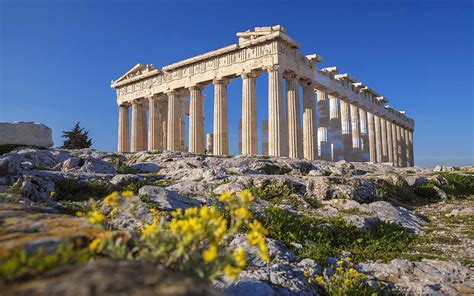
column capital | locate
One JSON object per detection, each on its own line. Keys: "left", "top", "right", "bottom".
{"left": 166, "top": 90, "right": 180, "bottom": 97}
{"left": 189, "top": 84, "right": 205, "bottom": 91}
{"left": 118, "top": 102, "right": 131, "bottom": 108}
{"left": 131, "top": 99, "right": 142, "bottom": 106}
{"left": 283, "top": 71, "right": 298, "bottom": 81}
{"left": 241, "top": 70, "right": 259, "bottom": 79}
{"left": 213, "top": 77, "right": 231, "bottom": 85}
{"left": 264, "top": 64, "right": 281, "bottom": 73}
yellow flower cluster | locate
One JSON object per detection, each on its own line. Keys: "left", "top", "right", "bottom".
{"left": 247, "top": 220, "right": 269, "bottom": 262}
{"left": 77, "top": 209, "right": 104, "bottom": 224}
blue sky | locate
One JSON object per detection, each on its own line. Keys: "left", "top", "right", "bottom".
{"left": 1, "top": 0, "right": 473, "bottom": 167}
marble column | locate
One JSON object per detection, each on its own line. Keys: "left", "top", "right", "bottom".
{"left": 131, "top": 100, "right": 146, "bottom": 152}
{"left": 359, "top": 108, "right": 370, "bottom": 161}
{"left": 329, "top": 94, "right": 343, "bottom": 161}
{"left": 386, "top": 120, "right": 394, "bottom": 164}
{"left": 267, "top": 65, "right": 286, "bottom": 157}
{"left": 262, "top": 119, "right": 269, "bottom": 155}
{"left": 367, "top": 111, "right": 376, "bottom": 163}
{"left": 241, "top": 72, "right": 258, "bottom": 155}
{"left": 189, "top": 86, "right": 205, "bottom": 154}
{"left": 206, "top": 133, "right": 213, "bottom": 154}
{"left": 349, "top": 104, "right": 361, "bottom": 161}
{"left": 148, "top": 96, "right": 161, "bottom": 152}
{"left": 400, "top": 127, "right": 407, "bottom": 167}
{"left": 178, "top": 96, "right": 186, "bottom": 152}
{"left": 404, "top": 128, "right": 411, "bottom": 167}
{"left": 396, "top": 125, "right": 403, "bottom": 167}
{"left": 286, "top": 74, "right": 301, "bottom": 159}
{"left": 408, "top": 130, "right": 414, "bottom": 167}
{"left": 381, "top": 118, "right": 388, "bottom": 162}
{"left": 167, "top": 91, "right": 180, "bottom": 151}
{"left": 302, "top": 82, "right": 316, "bottom": 160}
{"left": 374, "top": 114, "right": 382, "bottom": 163}
{"left": 117, "top": 104, "right": 130, "bottom": 152}
{"left": 340, "top": 99, "right": 352, "bottom": 161}
{"left": 160, "top": 101, "right": 168, "bottom": 150}
{"left": 138, "top": 102, "right": 147, "bottom": 151}
{"left": 391, "top": 122, "right": 399, "bottom": 167}
{"left": 213, "top": 78, "right": 229, "bottom": 156}
{"left": 316, "top": 90, "right": 331, "bottom": 160}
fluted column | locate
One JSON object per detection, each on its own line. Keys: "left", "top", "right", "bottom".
{"left": 148, "top": 96, "right": 161, "bottom": 151}
{"left": 317, "top": 90, "right": 331, "bottom": 160}
{"left": 396, "top": 125, "right": 403, "bottom": 167}
{"left": 400, "top": 127, "right": 407, "bottom": 167}
{"left": 404, "top": 128, "right": 411, "bottom": 167}
{"left": 131, "top": 101, "right": 140, "bottom": 152}
{"left": 286, "top": 74, "right": 301, "bottom": 159}
{"left": 241, "top": 72, "right": 258, "bottom": 155}
{"left": 189, "top": 86, "right": 204, "bottom": 154}
{"left": 138, "top": 102, "right": 147, "bottom": 151}
{"left": 178, "top": 96, "right": 186, "bottom": 151}
{"left": 340, "top": 99, "right": 352, "bottom": 161}
{"left": 408, "top": 130, "right": 414, "bottom": 167}
{"left": 302, "top": 82, "right": 316, "bottom": 160}
{"left": 391, "top": 122, "right": 399, "bottom": 166}
{"left": 374, "top": 114, "right": 382, "bottom": 163}
{"left": 381, "top": 118, "right": 388, "bottom": 162}
{"left": 367, "top": 111, "right": 376, "bottom": 163}
{"left": 350, "top": 104, "right": 361, "bottom": 161}
{"left": 359, "top": 108, "right": 370, "bottom": 161}
{"left": 213, "top": 78, "right": 229, "bottom": 156}
{"left": 160, "top": 101, "right": 168, "bottom": 150}
{"left": 386, "top": 120, "right": 394, "bottom": 164}
{"left": 329, "top": 94, "right": 343, "bottom": 161}
{"left": 167, "top": 91, "right": 180, "bottom": 151}
{"left": 267, "top": 65, "right": 286, "bottom": 157}
{"left": 117, "top": 104, "right": 130, "bottom": 152}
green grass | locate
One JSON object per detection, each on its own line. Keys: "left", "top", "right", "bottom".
{"left": 438, "top": 173, "right": 474, "bottom": 197}
{"left": 258, "top": 207, "right": 419, "bottom": 264}
{"left": 54, "top": 178, "right": 113, "bottom": 201}
{"left": 0, "top": 243, "right": 89, "bottom": 282}
{"left": 247, "top": 180, "right": 296, "bottom": 204}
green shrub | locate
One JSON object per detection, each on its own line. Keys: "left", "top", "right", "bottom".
{"left": 376, "top": 177, "right": 418, "bottom": 203}
{"left": 439, "top": 173, "right": 474, "bottom": 197}
{"left": 0, "top": 243, "right": 89, "bottom": 282}
{"left": 54, "top": 178, "right": 112, "bottom": 201}
{"left": 247, "top": 180, "right": 296, "bottom": 203}
{"left": 113, "top": 157, "right": 137, "bottom": 174}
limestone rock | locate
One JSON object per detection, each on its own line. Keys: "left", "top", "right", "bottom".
{"left": 109, "top": 174, "right": 144, "bottom": 188}
{"left": 364, "top": 201, "right": 426, "bottom": 233}
{"left": 138, "top": 186, "right": 201, "bottom": 211}
{"left": 129, "top": 162, "right": 161, "bottom": 173}
{"left": 0, "top": 122, "right": 53, "bottom": 147}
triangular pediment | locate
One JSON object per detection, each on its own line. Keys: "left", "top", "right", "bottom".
{"left": 113, "top": 63, "right": 157, "bottom": 85}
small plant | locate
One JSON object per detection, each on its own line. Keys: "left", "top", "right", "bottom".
{"left": 439, "top": 173, "right": 474, "bottom": 197}
{"left": 0, "top": 243, "right": 90, "bottom": 282}
{"left": 86, "top": 190, "right": 269, "bottom": 281}
{"left": 308, "top": 257, "right": 378, "bottom": 295}
{"left": 113, "top": 156, "right": 136, "bottom": 174}
{"left": 247, "top": 180, "right": 296, "bottom": 203}
{"left": 54, "top": 178, "right": 112, "bottom": 201}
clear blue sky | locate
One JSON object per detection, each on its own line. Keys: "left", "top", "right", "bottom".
{"left": 1, "top": 0, "right": 473, "bottom": 167}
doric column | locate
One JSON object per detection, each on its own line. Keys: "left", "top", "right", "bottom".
{"left": 329, "top": 94, "right": 343, "bottom": 161}
{"left": 404, "top": 128, "right": 411, "bottom": 167}
{"left": 206, "top": 133, "right": 213, "bottom": 154}
{"left": 160, "top": 100, "right": 168, "bottom": 150}
{"left": 285, "top": 74, "right": 301, "bottom": 159}
{"left": 131, "top": 100, "right": 146, "bottom": 152}
{"left": 316, "top": 90, "right": 330, "bottom": 160}
{"left": 241, "top": 72, "right": 258, "bottom": 155}
{"left": 349, "top": 104, "right": 361, "bottom": 161}
{"left": 262, "top": 119, "right": 269, "bottom": 155}
{"left": 266, "top": 65, "right": 286, "bottom": 157}
{"left": 302, "top": 82, "right": 316, "bottom": 160}
{"left": 367, "top": 111, "right": 376, "bottom": 163}
{"left": 340, "top": 99, "right": 352, "bottom": 161}
{"left": 380, "top": 118, "right": 388, "bottom": 162}
{"left": 400, "top": 127, "right": 407, "bottom": 167}
{"left": 178, "top": 96, "right": 186, "bottom": 152}
{"left": 359, "top": 108, "right": 370, "bottom": 161}
{"left": 167, "top": 91, "right": 180, "bottom": 151}
{"left": 189, "top": 85, "right": 204, "bottom": 154}
{"left": 213, "top": 78, "right": 229, "bottom": 156}
{"left": 374, "top": 114, "right": 382, "bottom": 163}
{"left": 408, "top": 130, "right": 414, "bottom": 167}
{"left": 386, "top": 120, "right": 394, "bottom": 164}
{"left": 148, "top": 96, "right": 161, "bottom": 152}
{"left": 138, "top": 102, "right": 147, "bottom": 151}
{"left": 391, "top": 122, "right": 399, "bottom": 166}
{"left": 317, "top": 90, "right": 331, "bottom": 160}
{"left": 395, "top": 124, "right": 403, "bottom": 167}
{"left": 117, "top": 104, "right": 130, "bottom": 152}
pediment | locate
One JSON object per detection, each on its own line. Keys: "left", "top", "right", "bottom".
{"left": 113, "top": 63, "right": 157, "bottom": 85}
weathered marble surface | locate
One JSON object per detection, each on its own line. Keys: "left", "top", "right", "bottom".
{"left": 0, "top": 122, "right": 53, "bottom": 148}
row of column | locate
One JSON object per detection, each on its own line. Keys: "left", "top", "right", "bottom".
{"left": 117, "top": 66, "right": 413, "bottom": 167}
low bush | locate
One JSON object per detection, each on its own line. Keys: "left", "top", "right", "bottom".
{"left": 54, "top": 178, "right": 113, "bottom": 201}
{"left": 439, "top": 173, "right": 474, "bottom": 197}
{"left": 247, "top": 180, "right": 296, "bottom": 203}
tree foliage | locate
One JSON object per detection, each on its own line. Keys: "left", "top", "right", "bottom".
{"left": 61, "top": 122, "right": 92, "bottom": 149}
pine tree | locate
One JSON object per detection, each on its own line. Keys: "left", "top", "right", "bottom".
{"left": 61, "top": 122, "right": 92, "bottom": 149}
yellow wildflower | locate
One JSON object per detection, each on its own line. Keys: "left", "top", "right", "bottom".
{"left": 348, "top": 268, "right": 358, "bottom": 275}
{"left": 219, "top": 192, "right": 232, "bottom": 203}
{"left": 344, "top": 256, "right": 352, "bottom": 262}
{"left": 315, "top": 276, "right": 325, "bottom": 284}
{"left": 49, "top": 191, "right": 56, "bottom": 198}
{"left": 104, "top": 191, "right": 119, "bottom": 206}
{"left": 304, "top": 270, "right": 309, "bottom": 276}
{"left": 121, "top": 190, "right": 134, "bottom": 198}
{"left": 224, "top": 264, "right": 242, "bottom": 281}
{"left": 199, "top": 206, "right": 210, "bottom": 220}
{"left": 141, "top": 223, "right": 158, "bottom": 239}
{"left": 336, "top": 260, "right": 344, "bottom": 266}
{"left": 233, "top": 248, "right": 247, "bottom": 268}
{"left": 344, "top": 278, "right": 351, "bottom": 285}
{"left": 87, "top": 210, "right": 105, "bottom": 224}
{"left": 336, "top": 267, "right": 343, "bottom": 272}
{"left": 233, "top": 207, "right": 251, "bottom": 220}
{"left": 237, "top": 189, "right": 254, "bottom": 203}
{"left": 202, "top": 245, "right": 218, "bottom": 263}
{"left": 88, "top": 238, "right": 102, "bottom": 252}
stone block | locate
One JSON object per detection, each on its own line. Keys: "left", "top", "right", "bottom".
{"left": 0, "top": 122, "right": 53, "bottom": 147}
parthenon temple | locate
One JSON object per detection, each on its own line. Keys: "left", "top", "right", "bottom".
{"left": 111, "top": 25, "right": 415, "bottom": 167}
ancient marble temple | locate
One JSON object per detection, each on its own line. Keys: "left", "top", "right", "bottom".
{"left": 111, "top": 26, "right": 415, "bottom": 167}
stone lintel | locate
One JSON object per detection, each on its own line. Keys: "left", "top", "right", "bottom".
{"left": 335, "top": 73, "right": 356, "bottom": 83}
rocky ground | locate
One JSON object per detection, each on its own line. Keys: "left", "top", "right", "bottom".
{"left": 0, "top": 147, "right": 473, "bottom": 295}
